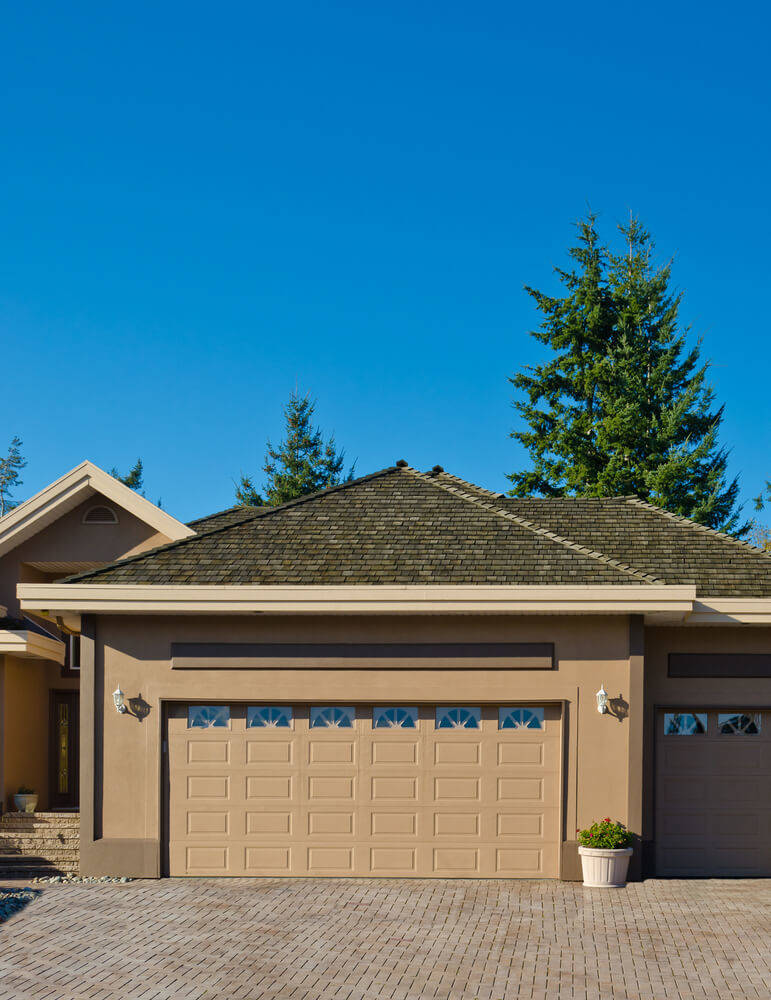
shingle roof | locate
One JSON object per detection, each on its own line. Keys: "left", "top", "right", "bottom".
{"left": 187, "top": 505, "right": 263, "bottom": 533}
{"left": 61, "top": 465, "right": 771, "bottom": 595}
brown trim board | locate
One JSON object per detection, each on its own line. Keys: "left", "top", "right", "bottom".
{"left": 668, "top": 652, "right": 771, "bottom": 678}
{"left": 170, "top": 641, "right": 555, "bottom": 670}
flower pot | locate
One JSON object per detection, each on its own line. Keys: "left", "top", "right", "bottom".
{"left": 578, "top": 845, "right": 633, "bottom": 887}
{"left": 13, "top": 793, "right": 38, "bottom": 814}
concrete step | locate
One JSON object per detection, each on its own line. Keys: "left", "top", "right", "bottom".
{"left": 0, "top": 848, "right": 79, "bottom": 862}
{"left": 1, "top": 812, "right": 80, "bottom": 824}
{"left": 0, "top": 857, "right": 79, "bottom": 876}
{"left": 0, "top": 841, "right": 79, "bottom": 852}
{"left": 0, "top": 826, "right": 80, "bottom": 843}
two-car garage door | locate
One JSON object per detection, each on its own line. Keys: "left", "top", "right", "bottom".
{"left": 166, "top": 703, "right": 561, "bottom": 878}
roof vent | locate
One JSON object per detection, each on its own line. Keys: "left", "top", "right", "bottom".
{"left": 395, "top": 459, "right": 408, "bottom": 468}
{"left": 83, "top": 505, "right": 118, "bottom": 525}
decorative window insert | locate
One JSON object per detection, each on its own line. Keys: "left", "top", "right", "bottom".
{"left": 247, "top": 706, "right": 293, "bottom": 728}
{"left": 435, "top": 706, "right": 481, "bottom": 730}
{"left": 310, "top": 706, "right": 355, "bottom": 729}
{"left": 373, "top": 706, "right": 418, "bottom": 729}
{"left": 498, "top": 707, "right": 545, "bottom": 730}
{"left": 664, "top": 712, "right": 707, "bottom": 735}
{"left": 187, "top": 705, "right": 230, "bottom": 729}
{"left": 82, "top": 505, "right": 118, "bottom": 524}
{"left": 718, "top": 712, "right": 761, "bottom": 735}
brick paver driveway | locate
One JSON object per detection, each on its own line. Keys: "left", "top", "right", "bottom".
{"left": 0, "top": 878, "right": 769, "bottom": 1000}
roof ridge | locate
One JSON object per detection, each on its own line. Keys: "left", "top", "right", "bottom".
{"left": 435, "top": 471, "right": 506, "bottom": 499}
{"left": 623, "top": 497, "right": 771, "bottom": 559}
{"left": 62, "top": 466, "right": 402, "bottom": 583}
{"left": 409, "top": 470, "right": 665, "bottom": 585}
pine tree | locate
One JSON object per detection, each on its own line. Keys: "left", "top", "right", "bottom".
{"left": 236, "top": 391, "right": 354, "bottom": 507}
{"left": 509, "top": 214, "right": 746, "bottom": 535}
{"left": 0, "top": 436, "right": 27, "bottom": 516}
{"left": 110, "top": 459, "right": 144, "bottom": 493}
{"left": 508, "top": 214, "right": 615, "bottom": 497}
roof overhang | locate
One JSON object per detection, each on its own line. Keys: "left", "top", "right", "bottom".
{"left": 0, "top": 628, "right": 65, "bottom": 664}
{"left": 0, "top": 460, "right": 195, "bottom": 559}
{"left": 688, "top": 599, "right": 771, "bottom": 625}
{"left": 17, "top": 583, "right": 697, "bottom": 622}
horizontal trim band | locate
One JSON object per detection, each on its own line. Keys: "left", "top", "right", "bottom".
{"left": 170, "top": 641, "right": 555, "bottom": 670}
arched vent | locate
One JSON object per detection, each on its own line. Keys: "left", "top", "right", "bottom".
{"left": 82, "top": 505, "right": 118, "bottom": 525}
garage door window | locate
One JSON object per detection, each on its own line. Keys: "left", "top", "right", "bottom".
{"left": 373, "top": 706, "right": 418, "bottom": 729}
{"left": 718, "top": 712, "right": 761, "bottom": 735}
{"left": 187, "top": 705, "right": 230, "bottom": 729}
{"left": 664, "top": 712, "right": 707, "bottom": 735}
{"left": 436, "top": 706, "right": 481, "bottom": 729}
{"left": 310, "top": 706, "right": 355, "bottom": 728}
{"left": 247, "top": 706, "right": 293, "bottom": 728}
{"left": 499, "top": 707, "right": 544, "bottom": 730}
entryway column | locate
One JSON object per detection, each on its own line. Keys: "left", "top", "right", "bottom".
{"left": 626, "top": 615, "right": 645, "bottom": 880}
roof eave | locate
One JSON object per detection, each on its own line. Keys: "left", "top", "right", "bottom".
{"left": 0, "top": 460, "right": 195, "bottom": 559}
{"left": 0, "top": 628, "right": 66, "bottom": 664}
{"left": 18, "top": 582, "right": 697, "bottom": 622}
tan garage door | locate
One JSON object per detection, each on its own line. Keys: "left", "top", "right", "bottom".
{"left": 655, "top": 709, "right": 771, "bottom": 876}
{"left": 167, "top": 703, "right": 561, "bottom": 877}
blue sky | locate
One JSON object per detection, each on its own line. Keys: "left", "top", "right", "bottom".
{"left": 3, "top": 2, "right": 769, "bottom": 521}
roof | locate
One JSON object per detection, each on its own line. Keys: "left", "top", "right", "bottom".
{"left": 0, "top": 460, "right": 195, "bottom": 559}
{"left": 188, "top": 505, "right": 263, "bottom": 533}
{"left": 59, "top": 464, "right": 771, "bottom": 596}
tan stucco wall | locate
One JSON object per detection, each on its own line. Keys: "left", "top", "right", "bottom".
{"left": 0, "top": 491, "right": 171, "bottom": 615}
{"left": 0, "top": 656, "right": 77, "bottom": 811}
{"left": 642, "top": 624, "right": 771, "bottom": 852}
{"left": 81, "top": 613, "right": 642, "bottom": 878}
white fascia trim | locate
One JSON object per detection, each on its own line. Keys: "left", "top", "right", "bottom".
{"left": 0, "top": 629, "right": 66, "bottom": 664}
{"left": 687, "top": 599, "right": 771, "bottom": 625}
{"left": 0, "top": 460, "right": 194, "bottom": 558}
{"left": 17, "top": 583, "right": 697, "bottom": 617}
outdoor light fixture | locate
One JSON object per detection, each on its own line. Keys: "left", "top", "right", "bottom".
{"left": 113, "top": 687, "right": 127, "bottom": 714}
{"left": 596, "top": 684, "right": 609, "bottom": 715}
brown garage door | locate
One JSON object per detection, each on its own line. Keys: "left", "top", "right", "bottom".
{"left": 167, "top": 703, "right": 562, "bottom": 877}
{"left": 655, "top": 709, "right": 771, "bottom": 876}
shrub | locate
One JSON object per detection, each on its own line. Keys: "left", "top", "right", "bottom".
{"left": 17, "top": 785, "right": 35, "bottom": 795}
{"left": 577, "top": 817, "right": 633, "bottom": 849}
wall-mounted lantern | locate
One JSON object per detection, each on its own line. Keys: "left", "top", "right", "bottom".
{"left": 596, "top": 684, "right": 609, "bottom": 715}
{"left": 113, "top": 687, "right": 127, "bottom": 714}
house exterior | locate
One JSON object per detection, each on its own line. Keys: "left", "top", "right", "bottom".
{"left": 4, "top": 460, "right": 771, "bottom": 881}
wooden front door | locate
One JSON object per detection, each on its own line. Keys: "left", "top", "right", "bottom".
{"left": 50, "top": 691, "right": 79, "bottom": 809}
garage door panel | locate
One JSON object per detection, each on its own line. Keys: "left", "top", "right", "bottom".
{"left": 655, "top": 709, "right": 771, "bottom": 877}
{"left": 371, "top": 811, "right": 417, "bottom": 836}
{"left": 247, "top": 810, "right": 293, "bottom": 835}
{"left": 434, "top": 741, "right": 481, "bottom": 765}
{"left": 168, "top": 702, "right": 561, "bottom": 877}
{"left": 247, "top": 740, "right": 293, "bottom": 764}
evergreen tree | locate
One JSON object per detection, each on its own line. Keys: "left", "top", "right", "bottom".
{"left": 110, "top": 459, "right": 144, "bottom": 493}
{"left": 0, "top": 436, "right": 27, "bottom": 516}
{"left": 509, "top": 214, "right": 746, "bottom": 535}
{"left": 508, "top": 214, "right": 615, "bottom": 497}
{"left": 236, "top": 391, "right": 354, "bottom": 507}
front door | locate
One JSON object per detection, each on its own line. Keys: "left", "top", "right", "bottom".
{"left": 50, "top": 691, "right": 79, "bottom": 809}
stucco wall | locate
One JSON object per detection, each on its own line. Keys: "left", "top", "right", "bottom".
{"left": 82, "top": 613, "right": 641, "bottom": 878}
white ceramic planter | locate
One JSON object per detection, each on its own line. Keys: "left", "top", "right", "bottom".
{"left": 13, "top": 793, "right": 38, "bottom": 814}
{"left": 578, "top": 845, "right": 633, "bottom": 887}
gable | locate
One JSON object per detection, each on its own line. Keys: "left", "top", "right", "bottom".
{"left": 0, "top": 460, "right": 193, "bottom": 561}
